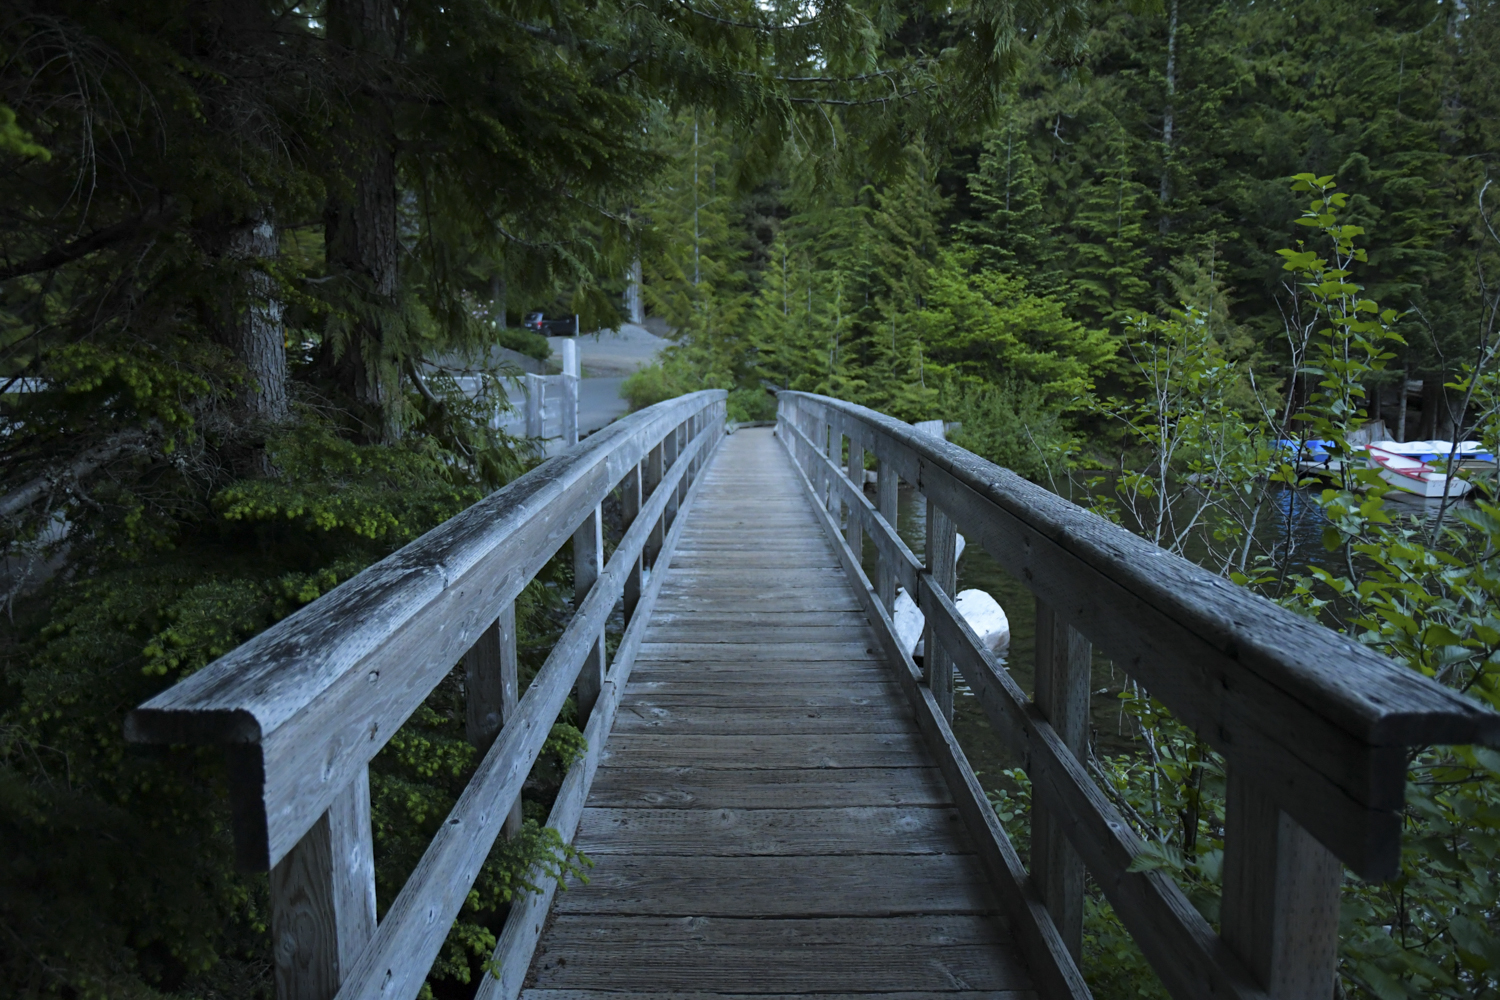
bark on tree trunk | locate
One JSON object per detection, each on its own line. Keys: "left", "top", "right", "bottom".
{"left": 491, "top": 274, "right": 507, "bottom": 328}
{"left": 1418, "top": 376, "right": 1455, "bottom": 440}
{"left": 1159, "top": 0, "right": 1178, "bottom": 237}
{"left": 218, "top": 215, "right": 289, "bottom": 425}
{"left": 324, "top": 0, "right": 401, "bottom": 442}
{"left": 625, "top": 258, "right": 644, "bottom": 324}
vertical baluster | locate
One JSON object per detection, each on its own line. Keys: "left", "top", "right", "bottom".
{"left": 1031, "top": 599, "right": 1090, "bottom": 961}
{"left": 1221, "top": 769, "right": 1343, "bottom": 998}
{"left": 560, "top": 373, "right": 579, "bottom": 446}
{"left": 876, "top": 456, "right": 898, "bottom": 611}
{"left": 524, "top": 374, "right": 542, "bottom": 440}
{"left": 819, "top": 416, "right": 834, "bottom": 511}
{"left": 573, "top": 505, "right": 606, "bottom": 723}
{"left": 688, "top": 412, "right": 702, "bottom": 481}
{"left": 464, "top": 605, "right": 523, "bottom": 837}
{"left": 845, "top": 430, "right": 864, "bottom": 554}
{"left": 644, "top": 440, "right": 665, "bottom": 569}
{"left": 821, "top": 418, "right": 834, "bottom": 511}
{"left": 920, "top": 497, "right": 958, "bottom": 718}
{"left": 674, "top": 421, "right": 688, "bottom": 508}
{"left": 834, "top": 422, "right": 846, "bottom": 515}
{"left": 621, "top": 463, "right": 643, "bottom": 623}
{"left": 663, "top": 423, "right": 681, "bottom": 530}
{"left": 270, "top": 770, "right": 377, "bottom": 1000}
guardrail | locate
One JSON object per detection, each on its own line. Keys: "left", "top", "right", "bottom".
{"left": 126, "top": 389, "right": 727, "bottom": 1000}
{"left": 776, "top": 391, "right": 1500, "bottom": 1000}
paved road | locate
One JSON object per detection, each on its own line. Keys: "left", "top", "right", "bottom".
{"left": 547, "top": 323, "right": 670, "bottom": 378}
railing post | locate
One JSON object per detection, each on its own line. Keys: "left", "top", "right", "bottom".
{"left": 644, "top": 439, "right": 665, "bottom": 569}
{"left": 676, "top": 420, "right": 691, "bottom": 507}
{"left": 524, "top": 374, "right": 543, "bottom": 439}
{"left": 663, "top": 424, "right": 681, "bottom": 531}
{"left": 920, "top": 496, "right": 958, "bottom": 718}
{"left": 464, "top": 604, "right": 522, "bottom": 838}
{"left": 561, "top": 374, "right": 579, "bottom": 446}
{"left": 621, "top": 462, "right": 643, "bottom": 623}
{"left": 687, "top": 412, "right": 702, "bottom": 481}
{"left": 1221, "top": 769, "right": 1343, "bottom": 999}
{"left": 269, "top": 769, "right": 377, "bottom": 1000}
{"left": 845, "top": 430, "right": 864, "bottom": 555}
{"left": 1031, "top": 599, "right": 1091, "bottom": 961}
{"left": 876, "top": 456, "right": 898, "bottom": 611}
{"left": 827, "top": 422, "right": 843, "bottom": 515}
{"left": 573, "top": 504, "right": 606, "bottom": 723}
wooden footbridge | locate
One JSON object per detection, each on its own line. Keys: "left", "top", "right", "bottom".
{"left": 128, "top": 390, "right": 1500, "bottom": 1000}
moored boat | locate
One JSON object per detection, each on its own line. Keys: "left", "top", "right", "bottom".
{"left": 1365, "top": 442, "right": 1478, "bottom": 498}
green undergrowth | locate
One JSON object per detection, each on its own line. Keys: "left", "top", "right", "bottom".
{"left": 1, "top": 415, "right": 593, "bottom": 999}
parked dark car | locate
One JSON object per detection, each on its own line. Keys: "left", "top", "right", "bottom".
{"left": 523, "top": 312, "right": 577, "bottom": 336}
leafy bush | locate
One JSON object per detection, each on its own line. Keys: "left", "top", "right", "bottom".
{"left": 1057, "top": 176, "right": 1500, "bottom": 999}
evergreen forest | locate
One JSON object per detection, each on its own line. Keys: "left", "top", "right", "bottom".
{"left": 4, "top": 1, "right": 1500, "bottom": 999}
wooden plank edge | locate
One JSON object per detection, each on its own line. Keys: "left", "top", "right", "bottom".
{"left": 919, "top": 575, "right": 1269, "bottom": 1000}
{"left": 475, "top": 427, "right": 726, "bottom": 1000}
{"left": 775, "top": 428, "right": 1091, "bottom": 1000}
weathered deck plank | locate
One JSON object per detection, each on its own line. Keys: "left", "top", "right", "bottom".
{"left": 527, "top": 916, "right": 1035, "bottom": 994}
{"left": 587, "top": 766, "right": 953, "bottom": 809}
{"left": 523, "top": 427, "right": 1034, "bottom": 998}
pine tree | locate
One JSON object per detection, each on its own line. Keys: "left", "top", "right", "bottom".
{"left": 1065, "top": 125, "right": 1153, "bottom": 328}
{"left": 959, "top": 111, "right": 1058, "bottom": 287}
{"left": 919, "top": 249, "right": 1116, "bottom": 405}
{"left": 861, "top": 148, "right": 948, "bottom": 411}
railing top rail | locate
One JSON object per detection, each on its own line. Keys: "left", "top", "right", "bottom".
{"left": 784, "top": 390, "right": 1497, "bottom": 748}
{"left": 128, "top": 390, "right": 721, "bottom": 742}
{"left": 125, "top": 389, "right": 725, "bottom": 869}
{"left": 780, "top": 390, "right": 1500, "bottom": 880}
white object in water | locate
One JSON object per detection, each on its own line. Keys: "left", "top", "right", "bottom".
{"left": 955, "top": 589, "right": 1010, "bottom": 654}
{"left": 1366, "top": 444, "right": 1474, "bottom": 498}
{"left": 892, "top": 585, "right": 1009, "bottom": 659}
{"left": 893, "top": 587, "right": 925, "bottom": 657}
{"left": 954, "top": 533, "right": 966, "bottom": 563}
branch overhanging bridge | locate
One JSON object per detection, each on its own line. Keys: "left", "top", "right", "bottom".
{"left": 127, "top": 389, "right": 1500, "bottom": 1000}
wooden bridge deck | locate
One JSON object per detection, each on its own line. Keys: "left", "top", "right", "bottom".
{"left": 523, "top": 428, "right": 1037, "bottom": 998}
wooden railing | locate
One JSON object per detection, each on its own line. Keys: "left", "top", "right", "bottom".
{"left": 776, "top": 391, "right": 1500, "bottom": 1000}
{"left": 125, "top": 389, "right": 727, "bottom": 1000}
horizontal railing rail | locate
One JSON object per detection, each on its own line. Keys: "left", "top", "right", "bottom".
{"left": 776, "top": 391, "right": 1500, "bottom": 1000}
{"left": 126, "top": 389, "right": 727, "bottom": 1000}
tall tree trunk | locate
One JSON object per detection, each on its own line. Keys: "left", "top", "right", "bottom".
{"left": 1419, "top": 377, "right": 1443, "bottom": 439}
{"left": 203, "top": 1, "right": 290, "bottom": 437}
{"left": 1396, "top": 363, "right": 1409, "bottom": 442}
{"left": 491, "top": 273, "right": 508, "bottom": 328}
{"left": 625, "top": 258, "right": 644, "bottom": 324}
{"left": 218, "top": 215, "right": 289, "bottom": 425}
{"left": 1159, "top": 0, "right": 1178, "bottom": 237}
{"left": 324, "top": 0, "right": 401, "bottom": 441}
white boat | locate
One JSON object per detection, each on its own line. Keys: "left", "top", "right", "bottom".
{"left": 892, "top": 587, "right": 925, "bottom": 656}
{"left": 954, "top": 590, "right": 1010, "bottom": 655}
{"left": 1365, "top": 443, "right": 1474, "bottom": 498}
{"left": 1366, "top": 439, "right": 1496, "bottom": 468}
{"left": 892, "top": 586, "right": 1009, "bottom": 659}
